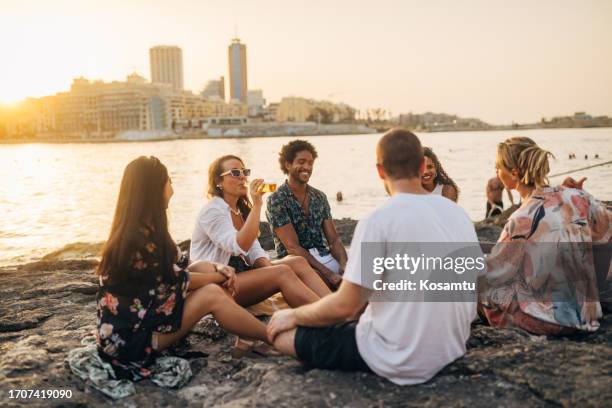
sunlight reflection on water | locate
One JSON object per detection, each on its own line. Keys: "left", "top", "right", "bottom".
{"left": 1, "top": 127, "right": 611, "bottom": 265}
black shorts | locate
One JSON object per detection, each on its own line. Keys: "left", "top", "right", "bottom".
{"left": 228, "top": 255, "right": 253, "bottom": 273}
{"left": 294, "top": 321, "right": 371, "bottom": 372}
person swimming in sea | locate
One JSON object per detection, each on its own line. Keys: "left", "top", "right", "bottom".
{"left": 485, "top": 175, "right": 514, "bottom": 218}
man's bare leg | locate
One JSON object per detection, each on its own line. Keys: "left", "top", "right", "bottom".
{"left": 273, "top": 329, "right": 298, "bottom": 357}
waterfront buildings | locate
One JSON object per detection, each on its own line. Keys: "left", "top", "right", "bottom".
{"left": 540, "top": 112, "right": 612, "bottom": 128}
{"left": 201, "top": 77, "right": 225, "bottom": 101}
{"left": 170, "top": 95, "right": 247, "bottom": 125}
{"left": 263, "top": 102, "right": 279, "bottom": 122}
{"left": 150, "top": 46, "right": 184, "bottom": 92}
{"left": 0, "top": 38, "right": 365, "bottom": 140}
{"left": 0, "top": 73, "right": 249, "bottom": 140}
{"left": 228, "top": 38, "right": 248, "bottom": 103}
{"left": 275, "top": 97, "right": 356, "bottom": 123}
{"left": 275, "top": 97, "right": 312, "bottom": 122}
{"left": 247, "top": 90, "right": 266, "bottom": 117}
{"left": 36, "top": 74, "right": 172, "bottom": 139}
{"left": 398, "top": 112, "right": 490, "bottom": 131}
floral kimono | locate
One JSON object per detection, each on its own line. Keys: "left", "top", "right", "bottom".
{"left": 480, "top": 186, "right": 611, "bottom": 334}
{"left": 96, "top": 226, "right": 190, "bottom": 380}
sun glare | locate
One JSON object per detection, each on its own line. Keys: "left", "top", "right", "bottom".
{"left": 0, "top": 13, "right": 103, "bottom": 105}
{"left": 0, "top": 95, "right": 25, "bottom": 106}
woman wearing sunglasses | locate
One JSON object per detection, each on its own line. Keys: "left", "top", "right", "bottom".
{"left": 190, "top": 155, "right": 331, "bottom": 317}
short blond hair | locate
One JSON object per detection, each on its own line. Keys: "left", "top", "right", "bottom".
{"left": 496, "top": 137, "right": 554, "bottom": 188}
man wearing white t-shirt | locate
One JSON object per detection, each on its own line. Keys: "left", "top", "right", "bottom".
{"left": 267, "top": 128, "right": 479, "bottom": 385}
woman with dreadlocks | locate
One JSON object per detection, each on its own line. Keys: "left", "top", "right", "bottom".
{"left": 478, "top": 136, "right": 611, "bottom": 335}
{"left": 421, "top": 147, "right": 460, "bottom": 202}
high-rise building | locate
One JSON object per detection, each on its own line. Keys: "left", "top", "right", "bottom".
{"left": 150, "top": 46, "right": 184, "bottom": 92}
{"left": 201, "top": 76, "right": 225, "bottom": 101}
{"left": 228, "top": 38, "right": 247, "bottom": 103}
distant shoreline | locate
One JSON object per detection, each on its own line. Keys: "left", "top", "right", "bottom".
{"left": 0, "top": 130, "right": 374, "bottom": 145}
{"left": 2, "top": 125, "right": 611, "bottom": 145}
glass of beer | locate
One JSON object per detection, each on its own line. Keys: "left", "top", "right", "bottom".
{"left": 262, "top": 181, "right": 277, "bottom": 193}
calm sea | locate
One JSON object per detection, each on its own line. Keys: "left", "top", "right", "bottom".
{"left": 1, "top": 128, "right": 611, "bottom": 266}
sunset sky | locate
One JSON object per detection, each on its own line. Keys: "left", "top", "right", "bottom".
{"left": 1, "top": 0, "right": 610, "bottom": 124}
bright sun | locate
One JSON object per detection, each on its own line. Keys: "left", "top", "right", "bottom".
{"left": 0, "top": 14, "right": 101, "bottom": 105}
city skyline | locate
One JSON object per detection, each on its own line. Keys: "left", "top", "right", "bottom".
{"left": 1, "top": 0, "right": 611, "bottom": 124}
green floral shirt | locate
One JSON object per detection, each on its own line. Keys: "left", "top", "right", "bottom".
{"left": 266, "top": 181, "right": 332, "bottom": 258}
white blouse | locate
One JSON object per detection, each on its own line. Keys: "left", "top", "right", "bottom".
{"left": 190, "top": 197, "right": 269, "bottom": 265}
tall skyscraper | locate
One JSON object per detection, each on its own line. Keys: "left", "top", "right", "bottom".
{"left": 149, "top": 46, "right": 184, "bottom": 92}
{"left": 228, "top": 38, "right": 247, "bottom": 103}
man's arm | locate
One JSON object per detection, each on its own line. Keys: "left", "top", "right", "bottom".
{"left": 267, "top": 280, "right": 369, "bottom": 341}
{"left": 322, "top": 219, "right": 348, "bottom": 274}
{"left": 294, "top": 280, "right": 368, "bottom": 327}
{"left": 274, "top": 223, "right": 341, "bottom": 286}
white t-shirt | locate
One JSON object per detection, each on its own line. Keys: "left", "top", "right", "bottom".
{"left": 343, "top": 193, "right": 479, "bottom": 385}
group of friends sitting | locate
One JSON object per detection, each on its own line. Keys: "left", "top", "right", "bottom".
{"left": 95, "top": 129, "right": 611, "bottom": 386}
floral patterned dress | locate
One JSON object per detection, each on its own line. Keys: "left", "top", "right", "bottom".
{"left": 96, "top": 226, "right": 190, "bottom": 380}
{"left": 480, "top": 186, "right": 611, "bottom": 334}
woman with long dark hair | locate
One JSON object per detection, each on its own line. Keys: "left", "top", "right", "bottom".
{"left": 421, "top": 147, "right": 459, "bottom": 202}
{"left": 96, "top": 156, "right": 270, "bottom": 379}
{"left": 190, "top": 155, "right": 331, "bottom": 308}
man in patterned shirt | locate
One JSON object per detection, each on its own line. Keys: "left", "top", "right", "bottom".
{"left": 266, "top": 140, "right": 347, "bottom": 288}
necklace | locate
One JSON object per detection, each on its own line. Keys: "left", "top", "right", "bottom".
{"left": 298, "top": 186, "right": 309, "bottom": 214}
{"left": 229, "top": 207, "right": 241, "bottom": 216}
{"left": 288, "top": 182, "right": 309, "bottom": 214}
{"left": 300, "top": 189, "right": 308, "bottom": 208}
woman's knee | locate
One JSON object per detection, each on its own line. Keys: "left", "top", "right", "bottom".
{"left": 273, "top": 264, "right": 300, "bottom": 283}
{"left": 286, "top": 255, "right": 310, "bottom": 271}
{"left": 273, "top": 264, "right": 293, "bottom": 273}
{"left": 197, "top": 283, "right": 229, "bottom": 306}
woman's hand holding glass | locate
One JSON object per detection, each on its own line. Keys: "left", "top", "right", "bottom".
{"left": 249, "top": 179, "right": 265, "bottom": 207}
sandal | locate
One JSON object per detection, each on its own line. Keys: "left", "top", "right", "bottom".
{"left": 231, "top": 338, "right": 258, "bottom": 359}
{"left": 230, "top": 338, "right": 281, "bottom": 359}
{"left": 250, "top": 341, "right": 282, "bottom": 357}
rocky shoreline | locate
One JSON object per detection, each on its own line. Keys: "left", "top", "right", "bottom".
{"left": 39, "top": 214, "right": 508, "bottom": 263}
{"left": 1, "top": 213, "right": 610, "bottom": 407}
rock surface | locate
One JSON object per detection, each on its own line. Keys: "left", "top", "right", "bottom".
{"left": 43, "top": 217, "right": 504, "bottom": 263}
{"left": 1, "top": 213, "right": 611, "bottom": 407}
{"left": 1, "top": 259, "right": 610, "bottom": 407}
